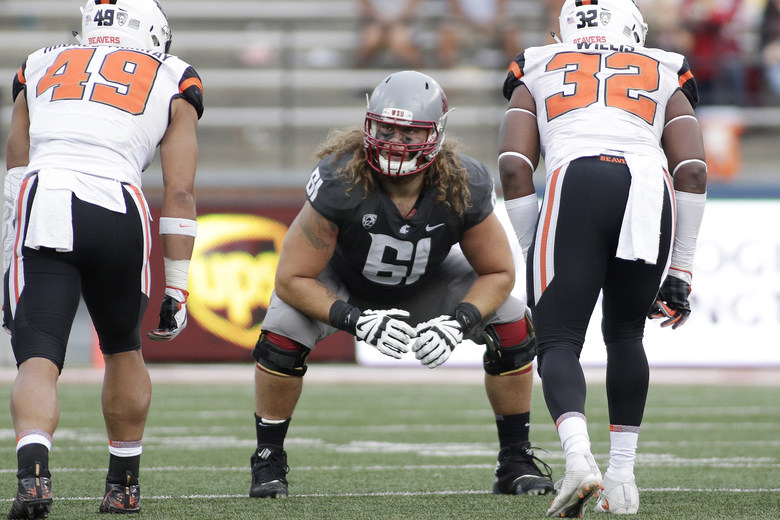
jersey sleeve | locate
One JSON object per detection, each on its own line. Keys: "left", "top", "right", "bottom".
{"left": 503, "top": 52, "right": 527, "bottom": 101}
{"left": 177, "top": 66, "right": 204, "bottom": 119}
{"left": 11, "top": 61, "right": 27, "bottom": 101}
{"left": 305, "top": 154, "right": 363, "bottom": 226}
{"left": 460, "top": 155, "right": 496, "bottom": 229}
{"left": 677, "top": 58, "right": 699, "bottom": 109}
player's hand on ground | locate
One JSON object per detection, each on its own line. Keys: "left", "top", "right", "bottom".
{"left": 413, "top": 315, "right": 462, "bottom": 368}
{"left": 648, "top": 275, "right": 691, "bottom": 329}
{"left": 147, "top": 287, "right": 189, "bottom": 341}
{"left": 356, "top": 309, "right": 416, "bottom": 359}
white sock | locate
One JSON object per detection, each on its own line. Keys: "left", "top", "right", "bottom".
{"left": 605, "top": 427, "right": 639, "bottom": 481}
{"left": 557, "top": 413, "right": 591, "bottom": 468}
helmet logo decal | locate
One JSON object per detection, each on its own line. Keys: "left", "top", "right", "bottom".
{"left": 93, "top": 8, "right": 115, "bottom": 27}
{"left": 382, "top": 108, "right": 413, "bottom": 121}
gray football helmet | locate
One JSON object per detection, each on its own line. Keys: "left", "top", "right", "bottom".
{"left": 363, "top": 71, "right": 452, "bottom": 177}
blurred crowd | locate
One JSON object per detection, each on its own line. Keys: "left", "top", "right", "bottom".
{"left": 641, "top": 0, "right": 780, "bottom": 106}
{"left": 352, "top": 0, "right": 780, "bottom": 107}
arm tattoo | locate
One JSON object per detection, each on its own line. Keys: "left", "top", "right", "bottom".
{"left": 300, "top": 207, "right": 338, "bottom": 250}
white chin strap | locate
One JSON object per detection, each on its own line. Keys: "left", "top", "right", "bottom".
{"left": 378, "top": 151, "right": 422, "bottom": 176}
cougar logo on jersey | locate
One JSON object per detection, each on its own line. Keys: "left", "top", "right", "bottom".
{"left": 362, "top": 214, "right": 377, "bottom": 229}
{"left": 188, "top": 214, "right": 289, "bottom": 349}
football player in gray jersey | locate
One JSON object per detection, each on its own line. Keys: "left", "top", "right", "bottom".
{"left": 248, "top": 70, "right": 554, "bottom": 499}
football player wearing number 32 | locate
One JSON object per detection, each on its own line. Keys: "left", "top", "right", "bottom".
{"left": 499, "top": 0, "right": 706, "bottom": 517}
{"left": 3, "top": 1, "right": 203, "bottom": 517}
{"left": 248, "top": 70, "right": 554, "bottom": 500}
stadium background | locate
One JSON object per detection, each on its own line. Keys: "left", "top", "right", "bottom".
{"left": 1, "top": 0, "right": 779, "bottom": 370}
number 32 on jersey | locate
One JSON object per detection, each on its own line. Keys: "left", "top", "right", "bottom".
{"left": 545, "top": 51, "right": 660, "bottom": 125}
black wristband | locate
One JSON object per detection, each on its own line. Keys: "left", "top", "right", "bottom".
{"left": 453, "top": 302, "right": 482, "bottom": 336}
{"left": 329, "top": 300, "right": 361, "bottom": 336}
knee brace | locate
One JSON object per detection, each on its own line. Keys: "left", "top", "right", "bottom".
{"left": 482, "top": 313, "right": 537, "bottom": 376}
{"left": 252, "top": 332, "right": 310, "bottom": 377}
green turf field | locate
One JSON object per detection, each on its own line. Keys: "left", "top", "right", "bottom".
{"left": 1, "top": 370, "right": 779, "bottom": 519}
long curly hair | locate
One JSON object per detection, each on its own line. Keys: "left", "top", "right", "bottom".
{"left": 315, "top": 128, "right": 472, "bottom": 216}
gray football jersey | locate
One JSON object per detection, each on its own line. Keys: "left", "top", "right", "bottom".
{"left": 305, "top": 152, "right": 496, "bottom": 302}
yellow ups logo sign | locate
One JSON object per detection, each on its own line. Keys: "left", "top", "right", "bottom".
{"left": 188, "top": 214, "right": 289, "bottom": 349}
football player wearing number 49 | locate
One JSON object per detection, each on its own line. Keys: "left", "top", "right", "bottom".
{"left": 3, "top": 1, "right": 203, "bottom": 518}
{"left": 499, "top": 0, "right": 706, "bottom": 517}
{"left": 248, "top": 70, "right": 554, "bottom": 500}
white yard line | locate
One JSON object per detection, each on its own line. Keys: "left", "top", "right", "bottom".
{"left": 1, "top": 364, "right": 779, "bottom": 386}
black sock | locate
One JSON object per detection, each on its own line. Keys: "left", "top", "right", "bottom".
{"left": 255, "top": 414, "right": 290, "bottom": 450}
{"left": 107, "top": 454, "right": 140, "bottom": 485}
{"left": 495, "top": 412, "right": 531, "bottom": 449}
{"left": 17, "top": 444, "right": 50, "bottom": 478}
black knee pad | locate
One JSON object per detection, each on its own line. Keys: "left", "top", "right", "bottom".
{"left": 482, "top": 320, "right": 538, "bottom": 376}
{"left": 252, "top": 332, "right": 309, "bottom": 377}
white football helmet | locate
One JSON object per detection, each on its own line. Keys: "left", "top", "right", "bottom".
{"left": 363, "top": 70, "right": 452, "bottom": 177}
{"left": 79, "top": 0, "right": 172, "bottom": 53}
{"left": 559, "top": 0, "right": 648, "bottom": 47}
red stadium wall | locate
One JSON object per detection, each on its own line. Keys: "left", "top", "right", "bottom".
{"left": 139, "top": 188, "right": 355, "bottom": 363}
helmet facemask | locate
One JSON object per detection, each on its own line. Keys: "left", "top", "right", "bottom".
{"left": 364, "top": 111, "right": 442, "bottom": 177}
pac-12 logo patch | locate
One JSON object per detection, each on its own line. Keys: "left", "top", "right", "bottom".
{"left": 362, "top": 214, "right": 377, "bottom": 229}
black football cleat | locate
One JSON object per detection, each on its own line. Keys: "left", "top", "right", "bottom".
{"left": 493, "top": 443, "right": 555, "bottom": 496}
{"left": 7, "top": 463, "right": 52, "bottom": 520}
{"left": 249, "top": 447, "right": 289, "bottom": 498}
{"left": 99, "top": 478, "right": 140, "bottom": 514}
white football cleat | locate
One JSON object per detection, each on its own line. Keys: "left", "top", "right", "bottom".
{"left": 594, "top": 474, "right": 639, "bottom": 514}
{"left": 546, "top": 452, "right": 602, "bottom": 518}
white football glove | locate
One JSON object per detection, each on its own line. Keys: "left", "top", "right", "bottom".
{"left": 355, "top": 309, "right": 416, "bottom": 359}
{"left": 412, "top": 315, "right": 463, "bottom": 368}
{"left": 147, "top": 287, "right": 188, "bottom": 341}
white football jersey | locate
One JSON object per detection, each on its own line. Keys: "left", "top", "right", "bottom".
{"left": 15, "top": 44, "right": 203, "bottom": 188}
{"left": 503, "top": 42, "right": 698, "bottom": 175}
